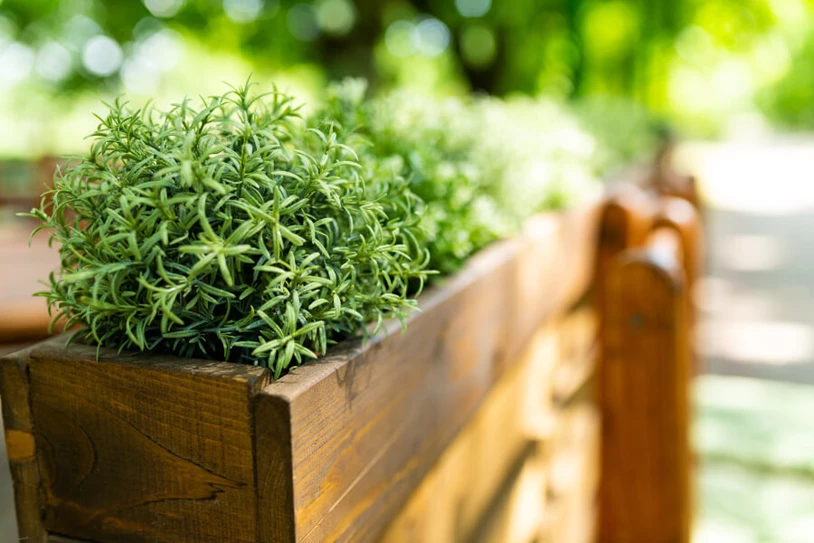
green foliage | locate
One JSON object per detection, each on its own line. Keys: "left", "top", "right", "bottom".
{"left": 321, "top": 80, "right": 509, "bottom": 274}
{"left": 27, "top": 80, "right": 429, "bottom": 376}
{"left": 757, "top": 34, "right": 814, "bottom": 129}
{"left": 321, "top": 80, "right": 609, "bottom": 274}
{"left": 3, "top": 0, "right": 814, "bottom": 135}
{"left": 572, "top": 96, "right": 660, "bottom": 173}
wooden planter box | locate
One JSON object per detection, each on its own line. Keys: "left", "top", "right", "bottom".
{"left": 1, "top": 199, "right": 601, "bottom": 543}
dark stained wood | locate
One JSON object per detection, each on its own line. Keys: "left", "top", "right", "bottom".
{"left": 47, "top": 535, "right": 93, "bottom": 542}
{"left": 0, "top": 344, "right": 48, "bottom": 543}
{"left": 255, "top": 240, "right": 522, "bottom": 543}
{"left": 380, "top": 324, "right": 556, "bottom": 543}
{"left": 26, "top": 338, "right": 270, "bottom": 543}
{"left": 254, "top": 390, "right": 296, "bottom": 543}
{"left": 597, "top": 229, "right": 692, "bottom": 543}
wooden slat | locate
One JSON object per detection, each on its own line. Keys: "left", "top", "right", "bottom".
{"left": 547, "top": 405, "right": 600, "bottom": 505}
{"left": 552, "top": 307, "right": 597, "bottom": 405}
{"left": 25, "top": 338, "right": 270, "bottom": 543}
{"left": 597, "top": 229, "right": 692, "bottom": 543}
{"left": 0, "top": 344, "right": 47, "bottom": 543}
{"left": 540, "top": 405, "right": 599, "bottom": 543}
{"left": 380, "top": 325, "right": 558, "bottom": 543}
{"left": 506, "top": 200, "right": 601, "bottom": 367}
{"left": 471, "top": 445, "right": 548, "bottom": 543}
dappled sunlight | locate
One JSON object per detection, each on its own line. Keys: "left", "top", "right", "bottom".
{"left": 719, "top": 234, "right": 787, "bottom": 272}
{"left": 700, "top": 320, "right": 814, "bottom": 365}
{"left": 679, "top": 141, "right": 814, "bottom": 214}
{"left": 693, "top": 277, "right": 778, "bottom": 320}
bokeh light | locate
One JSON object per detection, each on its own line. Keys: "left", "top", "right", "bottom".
{"left": 288, "top": 3, "right": 319, "bottom": 41}
{"left": 81, "top": 35, "right": 123, "bottom": 76}
{"left": 456, "top": 0, "right": 492, "bottom": 18}
{"left": 35, "top": 41, "right": 72, "bottom": 82}
{"left": 144, "top": 0, "right": 186, "bottom": 18}
{"left": 461, "top": 23, "right": 496, "bottom": 67}
{"left": 315, "top": 0, "right": 355, "bottom": 36}
{"left": 223, "top": 0, "right": 265, "bottom": 24}
{"left": 415, "top": 18, "right": 450, "bottom": 58}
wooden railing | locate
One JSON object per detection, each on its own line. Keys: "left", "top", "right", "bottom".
{"left": 596, "top": 182, "right": 700, "bottom": 543}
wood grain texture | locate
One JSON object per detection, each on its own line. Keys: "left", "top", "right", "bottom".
{"left": 597, "top": 230, "right": 691, "bottom": 543}
{"left": 256, "top": 240, "right": 521, "bottom": 543}
{"left": 380, "top": 325, "right": 557, "bottom": 543}
{"left": 506, "top": 200, "right": 601, "bottom": 367}
{"left": 26, "top": 338, "right": 270, "bottom": 543}
{"left": 253, "top": 201, "right": 601, "bottom": 543}
{"left": 0, "top": 344, "right": 48, "bottom": 542}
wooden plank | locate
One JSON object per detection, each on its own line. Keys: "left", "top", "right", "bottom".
{"left": 471, "top": 444, "right": 548, "bottom": 543}
{"left": 538, "top": 405, "right": 599, "bottom": 543}
{"left": 26, "top": 338, "right": 270, "bottom": 543}
{"left": 0, "top": 344, "right": 47, "bottom": 543}
{"left": 253, "top": 201, "right": 601, "bottom": 542}
{"left": 506, "top": 199, "right": 600, "bottom": 368}
{"left": 380, "top": 325, "right": 558, "bottom": 543}
{"left": 557, "top": 198, "right": 604, "bottom": 310}
{"left": 552, "top": 307, "right": 597, "bottom": 405}
{"left": 597, "top": 230, "right": 692, "bottom": 543}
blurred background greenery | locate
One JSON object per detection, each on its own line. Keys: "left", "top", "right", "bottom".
{"left": 1, "top": 0, "right": 814, "bottom": 159}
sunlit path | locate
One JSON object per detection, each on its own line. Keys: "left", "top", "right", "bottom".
{"left": 680, "top": 140, "right": 814, "bottom": 541}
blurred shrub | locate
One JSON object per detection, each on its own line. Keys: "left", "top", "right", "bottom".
{"left": 321, "top": 79, "right": 653, "bottom": 274}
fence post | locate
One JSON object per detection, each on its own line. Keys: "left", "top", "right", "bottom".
{"left": 597, "top": 226, "right": 692, "bottom": 543}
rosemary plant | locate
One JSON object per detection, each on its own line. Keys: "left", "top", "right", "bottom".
{"left": 28, "top": 80, "right": 429, "bottom": 376}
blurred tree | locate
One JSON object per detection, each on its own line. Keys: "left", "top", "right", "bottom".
{"left": 1, "top": 0, "right": 813, "bottom": 133}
